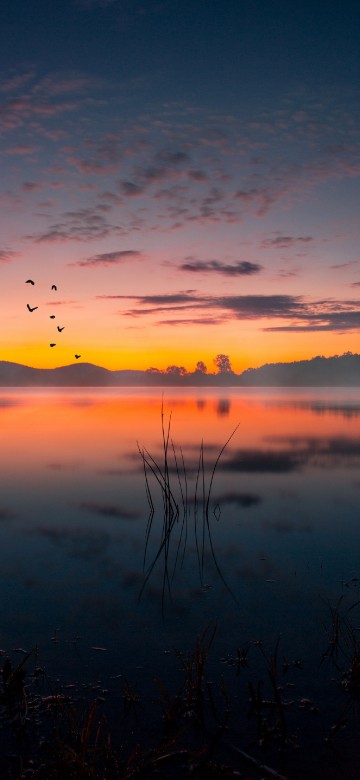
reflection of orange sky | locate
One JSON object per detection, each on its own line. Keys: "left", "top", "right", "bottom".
{"left": 2, "top": 389, "right": 360, "bottom": 475}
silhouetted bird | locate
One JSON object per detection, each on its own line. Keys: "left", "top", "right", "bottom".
{"left": 57, "top": 326, "right": 65, "bottom": 332}
{"left": 49, "top": 315, "right": 55, "bottom": 319}
{"left": 51, "top": 285, "right": 57, "bottom": 290}
{"left": 50, "top": 343, "right": 56, "bottom": 347}
{"left": 27, "top": 304, "right": 38, "bottom": 312}
{"left": 25, "top": 279, "right": 35, "bottom": 285}
{"left": 75, "top": 354, "right": 81, "bottom": 359}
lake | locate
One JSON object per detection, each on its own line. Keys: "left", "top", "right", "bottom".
{"left": 1, "top": 387, "right": 360, "bottom": 777}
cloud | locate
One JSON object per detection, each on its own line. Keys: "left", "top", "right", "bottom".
{"left": 28, "top": 208, "right": 124, "bottom": 242}
{"left": 73, "top": 249, "right": 143, "bottom": 267}
{"left": 157, "top": 317, "right": 225, "bottom": 326}
{"left": 265, "top": 309, "right": 360, "bottom": 332}
{"left": 5, "top": 144, "right": 37, "bottom": 156}
{"left": 261, "top": 235, "right": 314, "bottom": 250}
{"left": 0, "top": 70, "right": 102, "bottom": 139}
{"left": 179, "top": 260, "right": 262, "bottom": 276}
{"left": 66, "top": 137, "right": 123, "bottom": 175}
{"left": 118, "top": 150, "right": 192, "bottom": 199}
{"left": 332, "top": 262, "right": 355, "bottom": 270}
{"left": 120, "top": 181, "right": 145, "bottom": 197}
{"left": 44, "top": 299, "right": 77, "bottom": 306}
{"left": 101, "top": 291, "right": 360, "bottom": 333}
{"left": 22, "top": 181, "right": 41, "bottom": 192}
{"left": 0, "top": 71, "right": 35, "bottom": 94}
{"left": 0, "top": 248, "right": 18, "bottom": 263}
{"left": 98, "top": 292, "right": 198, "bottom": 306}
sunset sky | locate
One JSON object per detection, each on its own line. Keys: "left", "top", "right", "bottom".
{"left": 2, "top": 0, "right": 360, "bottom": 372}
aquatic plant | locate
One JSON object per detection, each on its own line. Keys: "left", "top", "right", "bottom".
{"left": 137, "top": 403, "right": 239, "bottom": 610}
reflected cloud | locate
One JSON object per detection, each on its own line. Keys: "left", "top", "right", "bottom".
{"left": 264, "top": 435, "right": 360, "bottom": 460}
{"left": 264, "top": 518, "right": 312, "bottom": 534}
{"left": 46, "top": 460, "right": 82, "bottom": 471}
{"left": 267, "top": 399, "right": 360, "bottom": 419}
{"left": 213, "top": 492, "right": 262, "bottom": 508}
{"left": 0, "top": 507, "right": 17, "bottom": 520}
{"left": 77, "top": 501, "right": 140, "bottom": 520}
{"left": 220, "top": 435, "right": 360, "bottom": 473}
{"left": 95, "top": 468, "right": 124, "bottom": 476}
{"left": 0, "top": 398, "right": 22, "bottom": 409}
{"left": 121, "top": 570, "right": 143, "bottom": 588}
{"left": 220, "top": 449, "right": 305, "bottom": 473}
{"left": 36, "top": 525, "right": 111, "bottom": 560}
{"left": 236, "top": 555, "right": 279, "bottom": 580}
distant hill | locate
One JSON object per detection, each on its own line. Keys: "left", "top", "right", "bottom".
{"left": 239, "top": 353, "right": 360, "bottom": 386}
{"left": 1, "top": 353, "right": 360, "bottom": 386}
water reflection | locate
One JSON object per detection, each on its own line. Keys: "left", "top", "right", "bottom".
{"left": 216, "top": 397, "right": 231, "bottom": 416}
{"left": 0, "top": 387, "right": 359, "bottom": 667}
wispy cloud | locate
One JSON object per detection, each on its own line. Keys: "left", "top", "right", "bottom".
{"left": 5, "top": 144, "right": 37, "bottom": 156}
{"left": 0, "top": 248, "right": 19, "bottom": 263}
{"left": 261, "top": 235, "right": 314, "bottom": 250}
{"left": 28, "top": 207, "right": 124, "bottom": 242}
{"left": 179, "top": 259, "right": 262, "bottom": 276}
{"left": 22, "top": 181, "right": 42, "bottom": 192}
{"left": 157, "top": 317, "right": 225, "bottom": 326}
{"left": 97, "top": 290, "right": 360, "bottom": 333}
{"left": 73, "top": 249, "right": 143, "bottom": 267}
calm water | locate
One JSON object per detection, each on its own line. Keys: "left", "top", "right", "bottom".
{"left": 1, "top": 387, "right": 360, "bottom": 715}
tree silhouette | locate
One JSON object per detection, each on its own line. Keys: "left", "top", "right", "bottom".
{"left": 214, "top": 354, "right": 233, "bottom": 373}
{"left": 166, "top": 365, "right": 187, "bottom": 376}
{"left": 195, "top": 360, "right": 207, "bottom": 374}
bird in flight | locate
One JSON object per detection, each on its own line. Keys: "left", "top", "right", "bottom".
{"left": 49, "top": 315, "right": 56, "bottom": 319}
{"left": 51, "top": 285, "right": 57, "bottom": 291}
{"left": 57, "top": 326, "right": 65, "bottom": 332}
{"left": 75, "top": 354, "right": 81, "bottom": 359}
{"left": 27, "top": 304, "right": 38, "bottom": 312}
{"left": 25, "top": 279, "right": 35, "bottom": 285}
{"left": 50, "top": 343, "right": 56, "bottom": 347}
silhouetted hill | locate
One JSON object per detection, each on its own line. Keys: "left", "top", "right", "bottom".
{"left": 239, "top": 353, "right": 360, "bottom": 386}
{"left": 1, "top": 353, "right": 360, "bottom": 386}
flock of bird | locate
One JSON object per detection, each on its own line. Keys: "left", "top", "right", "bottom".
{"left": 25, "top": 279, "right": 81, "bottom": 359}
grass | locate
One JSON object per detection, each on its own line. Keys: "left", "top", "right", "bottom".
{"left": 2, "top": 598, "right": 360, "bottom": 778}
{"left": 2, "top": 409, "right": 360, "bottom": 777}
{"left": 137, "top": 403, "right": 239, "bottom": 612}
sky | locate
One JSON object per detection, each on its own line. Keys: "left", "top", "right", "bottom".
{"left": 2, "top": 0, "right": 360, "bottom": 372}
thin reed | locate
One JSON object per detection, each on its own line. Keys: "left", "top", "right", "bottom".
{"left": 137, "top": 403, "right": 239, "bottom": 609}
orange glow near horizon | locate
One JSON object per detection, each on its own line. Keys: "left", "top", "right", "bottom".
{"left": 4, "top": 326, "right": 360, "bottom": 374}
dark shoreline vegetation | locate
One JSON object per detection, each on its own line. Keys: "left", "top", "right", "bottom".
{"left": 2, "top": 593, "right": 360, "bottom": 780}
{"left": 2, "top": 408, "right": 360, "bottom": 779}
{"left": 2, "top": 352, "right": 360, "bottom": 386}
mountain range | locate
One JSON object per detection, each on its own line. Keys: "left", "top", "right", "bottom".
{"left": 1, "top": 353, "right": 360, "bottom": 386}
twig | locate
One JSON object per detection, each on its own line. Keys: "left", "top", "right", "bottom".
{"left": 231, "top": 745, "right": 289, "bottom": 780}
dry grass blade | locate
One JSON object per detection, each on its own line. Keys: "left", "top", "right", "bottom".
{"left": 138, "top": 407, "right": 239, "bottom": 610}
